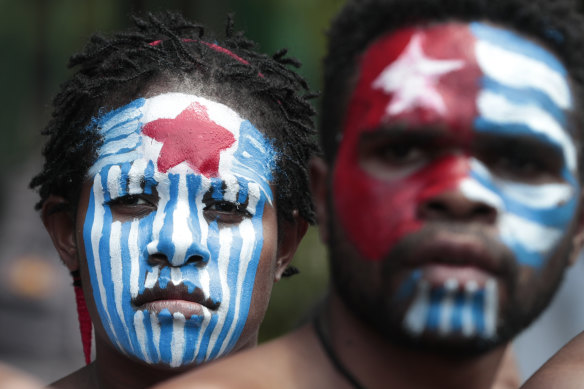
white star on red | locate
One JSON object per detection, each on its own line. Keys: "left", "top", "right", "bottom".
{"left": 372, "top": 33, "right": 465, "bottom": 116}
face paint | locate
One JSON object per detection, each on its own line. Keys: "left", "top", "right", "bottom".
{"left": 84, "top": 93, "right": 276, "bottom": 366}
{"left": 333, "top": 23, "right": 579, "bottom": 339}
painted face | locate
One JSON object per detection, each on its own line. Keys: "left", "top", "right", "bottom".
{"left": 82, "top": 93, "right": 277, "bottom": 366}
{"left": 333, "top": 23, "right": 579, "bottom": 340}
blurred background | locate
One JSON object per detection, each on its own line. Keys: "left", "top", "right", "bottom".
{"left": 1, "top": 0, "right": 584, "bottom": 385}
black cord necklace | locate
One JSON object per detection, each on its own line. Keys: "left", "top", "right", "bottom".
{"left": 313, "top": 314, "right": 367, "bottom": 389}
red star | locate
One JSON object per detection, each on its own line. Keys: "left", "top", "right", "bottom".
{"left": 142, "top": 102, "right": 236, "bottom": 176}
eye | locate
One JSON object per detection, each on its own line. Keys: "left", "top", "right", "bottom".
{"left": 106, "top": 195, "right": 157, "bottom": 218}
{"left": 204, "top": 201, "right": 251, "bottom": 224}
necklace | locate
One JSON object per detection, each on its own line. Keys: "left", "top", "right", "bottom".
{"left": 313, "top": 314, "right": 367, "bottom": 389}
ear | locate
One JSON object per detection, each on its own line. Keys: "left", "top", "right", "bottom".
{"left": 568, "top": 195, "right": 584, "bottom": 267}
{"left": 42, "top": 195, "right": 79, "bottom": 272}
{"left": 274, "top": 210, "right": 309, "bottom": 282}
{"left": 310, "top": 157, "right": 330, "bottom": 244}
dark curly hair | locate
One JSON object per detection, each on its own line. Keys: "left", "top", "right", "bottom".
{"left": 31, "top": 11, "right": 319, "bottom": 225}
{"left": 321, "top": 0, "right": 584, "bottom": 164}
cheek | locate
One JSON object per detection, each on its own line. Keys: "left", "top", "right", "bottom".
{"left": 496, "top": 179, "right": 580, "bottom": 268}
{"left": 333, "top": 150, "right": 469, "bottom": 261}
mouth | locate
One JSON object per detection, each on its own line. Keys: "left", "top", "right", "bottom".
{"left": 132, "top": 283, "right": 220, "bottom": 319}
{"left": 404, "top": 230, "right": 505, "bottom": 288}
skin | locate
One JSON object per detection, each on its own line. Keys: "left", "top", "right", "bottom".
{"left": 154, "top": 22, "right": 584, "bottom": 389}
{"left": 521, "top": 331, "right": 584, "bottom": 388}
{"left": 0, "top": 363, "right": 46, "bottom": 389}
{"left": 42, "top": 87, "right": 307, "bottom": 389}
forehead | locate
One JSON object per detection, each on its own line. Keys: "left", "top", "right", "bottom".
{"left": 88, "top": 92, "right": 277, "bottom": 185}
{"left": 348, "top": 22, "right": 573, "bottom": 133}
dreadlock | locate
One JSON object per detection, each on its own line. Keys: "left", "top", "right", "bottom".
{"left": 31, "top": 11, "right": 319, "bottom": 225}
{"left": 321, "top": 0, "right": 584, "bottom": 166}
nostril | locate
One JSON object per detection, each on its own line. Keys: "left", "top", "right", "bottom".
{"left": 186, "top": 255, "right": 207, "bottom": 267}
{"left": 148, "top": 254, "right": 168, "bottom": 267}
{"left": 426, "top": 201, "right": 448, "bottom": 213}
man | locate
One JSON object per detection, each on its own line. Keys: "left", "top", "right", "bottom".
{"left": 156, "top": 0, "right": 584, "bottom": 388}
{"left": 31, "top": 11, "right": 318, "bottom": 389}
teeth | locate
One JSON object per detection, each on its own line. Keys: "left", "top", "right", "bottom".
{"left": 465, "top": 280, "right": 479, "bottom": 293}
{"left": 444, "top": 278, "right": 459, "bottom": 291}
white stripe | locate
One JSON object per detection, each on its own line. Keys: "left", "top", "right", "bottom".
{"left": 170, "top": 313, "right": 186, "bottom": 367}
{"left": 246, "top": 183, "right": 260, "bottom": 214}
{"left": 224, "top": 175, "right": 239, "bottom": 203}
{"left": 134, "top": 311, "right": 151, "bottom": 363}
{"left": 109, "top": 221, "right": 132, "bottom": 348}
{"left": 207, "top": 227, "right": 234, "bottom": 358}
{"left": 147, "top": 178, "right": 170, "bottom": 255}
{"left": 89, "top": 152, "right": 142, "bottom": 177}
{"left": 89, "top": 173, "right": 120, "bottom": 347}
{"left": 170, "top": 174, "right": 193, "bottom": 266}
{"left": 403, "top": 280, "right": 430, "bottom": 336}
{"left": 477, "top": 91, "right": 576, "bottom": 171}
{"left": 107, "top": 165, "right": 122, "bottom": 199}
{"left": 170, "top": 268, "right": 182, "bottom": 286}
{"left": 476, "top": 40, "right": 572, "bottom": 109}
{"left": 145, "top": 267, "right": 160, "bottom": 289}
{"left": 497, "top": 181, "right": 573, "bottom": 209}
{"left": 99, "top": 133, "right": 141, "bottom": 160}
{"left": 500, "top": 213, "right": 563, "bottom": 254}
{"left": 438, "top": 279, "right": 458, "bottom": 335}
{"left": 460, "top": 177, "right": 504, "bottom": 210}
{"left": 483, "top": 279, "right": 498, "bottom": 338}
{"left": 129, "top": 221, "right": 140, "bottom": 299}
{"left": 128, "top": 159, "right": 148, "bottom": 194}
{"left": 462, "top": 281, "right": 478, "bottom": 337}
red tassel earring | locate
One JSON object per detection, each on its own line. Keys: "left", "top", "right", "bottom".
{"left": 72, "top": 270, "right": 92, "bottom": 365}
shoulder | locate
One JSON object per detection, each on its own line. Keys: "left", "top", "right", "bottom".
{"left": 522, "top": 331, "right": 584, "bottom": 389}
{"left": 156, "top": 324, "right": 326, "bottom": 389}
{"left": 0, "top": 363, "right": 45, "bottom": 389}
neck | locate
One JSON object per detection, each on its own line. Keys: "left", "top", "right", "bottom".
{"left": 323, "top": 291, "right": 508, "bottom": 389}
{"left": 93, "top": 334, "right": 193, "bottom": 389}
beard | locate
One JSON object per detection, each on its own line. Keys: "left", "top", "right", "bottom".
{"left": 328, "top": 216, "right": 570, "bottom": 358}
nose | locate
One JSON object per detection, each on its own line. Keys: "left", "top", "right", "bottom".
{"left": 146, "top": 240, "right": 210, "bottom": 268}
{"left": 418, "top": 184, "right": 498, "bottom": 224}
{"left": 146, "top": 206, "right": 211, "bottom": 267}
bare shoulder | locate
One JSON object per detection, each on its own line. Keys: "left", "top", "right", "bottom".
{"left": 0, "top": 363, "right": 45, "bottom": 389}
{"left": 155, "top": 324, "right": 325, "bottom": 389}
{"left": 51, "top": 364, "right": 96, "bottom": 389}
{"left": 522, "top": 331, "right": 584, "bottom": 389}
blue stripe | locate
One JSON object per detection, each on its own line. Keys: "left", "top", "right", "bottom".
{"left": 137, "top": 214, "right": 155, "bottom": 297}
{"left": 182, "top": 315, "right": 203, "bottom": 364}
{"left": 470, "top": 22, "right": 567, "bottom": 76}
{"left": 396, "top": 270, "right": 422, "bottom": 301}
{"left": 206, "top": 220, "right": 223, "bottom": 306}
{"left": 426, "top": 289, "right": 444, "bottom": 331}
{"left": 451, "top": 292, "right": 465, "bottom": 333}
{"left": 95, "top": 98, "right": 145, "bottom": 136}
{"left": 158, "top": 309, "right": 174, "bottom": 364}
{"left": 211, "top": 178, "right": 223, "bottom": 200}
{"left": 144, "top": 161, "right": 155, "bottom": 195}
{"left": 472, "top": 290, "right": 485, "bottom": 336}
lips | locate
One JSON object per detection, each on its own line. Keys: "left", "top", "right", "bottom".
{"left": 133, "top": 283, "right": 220, "bottom": 319}
{"left": 402, "top": 229, "right": 510, "bottom": 288}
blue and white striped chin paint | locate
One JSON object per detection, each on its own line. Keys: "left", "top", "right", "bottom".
{"left": 364, "top": 23, "right": 581, "bottom": 340}
{"left": 83, "top": 92, "right": 277, "bottom": 367}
